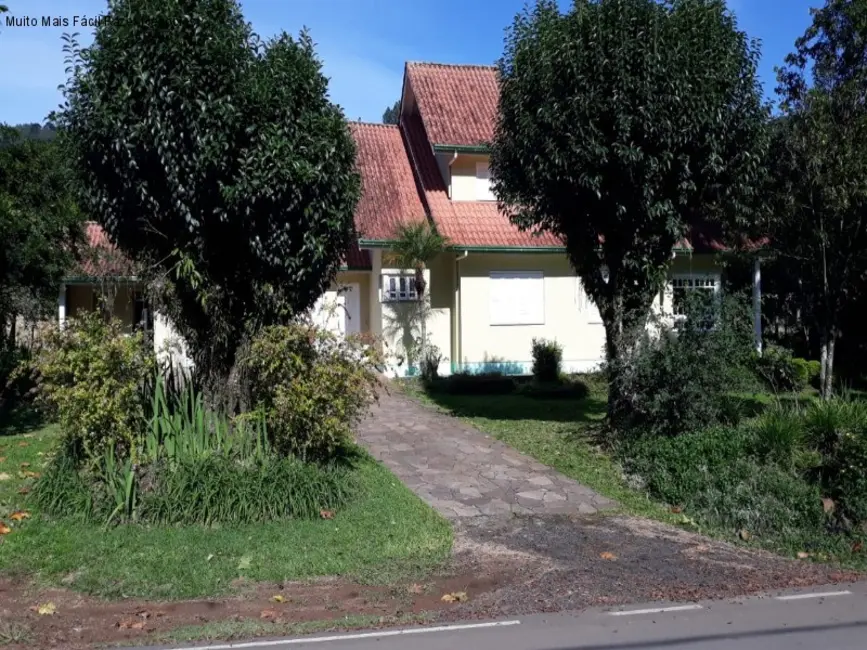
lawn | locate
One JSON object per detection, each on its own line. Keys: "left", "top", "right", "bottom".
{"left": 0, "top": 420, "right": 452, "bottom": 600}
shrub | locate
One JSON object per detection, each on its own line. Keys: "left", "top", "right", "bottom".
{"left": 830, "top": 429, "right": 867, "bottom": 525}
{"left": 531, "top": 338, "right": 562, "bottom": 383}
{"left": 754, "top": 346, "right": 816, "bottom": 393}
{"left": 419, "top": 343, "right": 445, "bottom": 382}
{"left": 610, "top": 293, "right": 756, "bottom": 437}
{"left": 243, "top": 323, "right": 382, "bottom": 462}
{"left": 29, "top": 313, "right": 154, "bottom": 465}
{"left": 426, "top": 371, "right": 516, "bottom": 395}
{"left": 35, "top": 446, "right": 357, "bottom": 525}
{"left": 751, "top": 406, "right": 808, "bottom": 470}
{"left": 622, "top": 426, "right": 825, "bottom": 538}
{"left": 516, "top": 378, "right": 589, "bottom": 400}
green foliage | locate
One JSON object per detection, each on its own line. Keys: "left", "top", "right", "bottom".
{"left": 772, "top": 0, "right": 867, "bottom": 399}
{"left": 29, "top": 314, "right": 154, "bottom": 465}
{"left": 382, "top": 100, "right": 400, "bottom": 125}
{"left": 491, "top": 0, "right": 769, "bottom": 423}
{"left": 426, "top": 372, "right": 516, "bottom": 396}
{"left": 0, "top": 128, "right": 84, "bottom": 334}
{"left": 35, "top": 447, "right": 357, "bottom": 526}
{"left": 418, "top": 343, "right": 445, "bottom": 382}
{"left": 611, "top": 293, "right": 756, "bottom": 437}
{"left": 754, "top": 346, "right": 818, "bottom": 393}
{"left": 751, "top": 406, "right": 813, "bottom": 471}
{"left": 515, "top": 379, "right": 589, "bottom": 400}
{"left": 623, "top": 426, "right": 825, "bottom": 539}
{"left": 244, "top": 323, "right": 382, "bottom": 462}
{"left": 56, "top": 0, "right": 361, "bottom": 386}
{"left": 531, "top": 338, "right": 562, "bottom": 383}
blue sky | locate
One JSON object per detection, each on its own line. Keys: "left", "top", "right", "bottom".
{"left": 1, "top": 0, "right": 820, "bottom": 126}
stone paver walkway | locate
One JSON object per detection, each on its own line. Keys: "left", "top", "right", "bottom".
{"left": 355, "top": 387, "right": 616, "bottom": 519}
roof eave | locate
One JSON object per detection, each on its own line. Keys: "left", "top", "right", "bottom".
{"left": 432, "top": 143, "right": 490, "bottom": 155}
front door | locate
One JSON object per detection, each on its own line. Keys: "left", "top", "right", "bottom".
{"left": 342, "top": 283, "right": 361, "bottom": 335}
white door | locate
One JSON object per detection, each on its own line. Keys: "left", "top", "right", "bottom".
{"left": 343, "top": 283, "right": 361, "bottom": 335}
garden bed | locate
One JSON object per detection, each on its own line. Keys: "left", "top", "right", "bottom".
{"left": 0, "top": 422, "right": 451, "bottom": 600}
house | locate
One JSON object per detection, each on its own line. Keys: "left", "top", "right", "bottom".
{"left": 61, "top": 61, "right": 764, "bottom": 375}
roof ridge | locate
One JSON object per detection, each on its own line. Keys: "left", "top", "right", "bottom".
{"left": 349, "top": 121, "right": 399, "bottom": 129}
{"left": 406, "top": 61, "right": 496, "bottom": 70}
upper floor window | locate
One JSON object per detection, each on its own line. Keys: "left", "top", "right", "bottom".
{"left": 475, "top": 162, "right": 496, "bottom": 201}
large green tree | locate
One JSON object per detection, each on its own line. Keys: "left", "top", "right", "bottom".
{"left": 0, "top": 128, "right": 84, "bottom": 345}
{"left": 57, "top": 0, "right": 361, "bottom": 390}
{"left": 490, "top": 0, "right": 768, "bottom": 423}
{"left": 382, "top": 100, "right": 400, "bottom": 125}
{"left": 771, "top": 0, "right": 867, "bottom": 399}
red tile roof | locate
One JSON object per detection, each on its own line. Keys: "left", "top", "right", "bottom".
{"left": 402, "top": 112, "right": 560, "bottom": 248}
{"left": 69, "top": 221, "right": 138, "bottom": 278}
{"left": 349, "top": 122, "right": 426, "bottom": 242}
{"left": 405, "top": 62, "right": 499, "bottom": 147}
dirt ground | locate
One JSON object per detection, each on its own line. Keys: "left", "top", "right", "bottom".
{"left": 1, "top": 514, "right": 862, "bottom": 649}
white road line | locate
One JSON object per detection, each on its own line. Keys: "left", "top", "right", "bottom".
{"left": 775, "top": 590, "right": 853, "bottom": 601}
{"left": 169, "top": 620, "right": 522, "bottom": 650}
{"left": 608, "top": 604, "right": 704, "bottom": 616}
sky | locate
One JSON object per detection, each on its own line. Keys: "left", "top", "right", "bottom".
{"left": 1, "top": 0, "right": 821, "bottom": 126}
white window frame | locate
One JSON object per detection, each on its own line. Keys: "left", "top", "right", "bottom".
{"left": 489, "top": 270, "right": 545, "bottom": 326}
{"left": 475, "top": 161, "right": 496, "bottom": 201}
{"left": 670, "top": 273, "right": 721, "bottom": 320}
{"left": 381, "top": 273, "right": 418, "bottom": 303}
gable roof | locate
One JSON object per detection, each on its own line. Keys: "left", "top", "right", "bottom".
{"left": 405, "top": 62, "right": 499, "bottom": 148}
{"left": 349, "top": 122, "right": 426, "bottom": 244}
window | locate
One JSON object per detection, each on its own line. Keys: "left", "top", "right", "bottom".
{"left": 475, "top": 162, "right": 496, "bottom": 201}
{"left": 382, "top": 274, "right": 418, "bottom": 302}
{"left": 671, "top": 274, "right": 721, "bottom": 328}
{"left": 490, "top": 271, "right": 544, "bottom": 325}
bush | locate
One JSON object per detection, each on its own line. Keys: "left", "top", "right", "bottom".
{"left": 426, "top": 371, "right": 516, "bottom": 395}
{"left": 516, "top": 378, "right": 589, "bottom": 400}
{"left": 531, "top": 338, "right": 562, "bottom": 383}
{"left": 754, "top": 346, "right": 817, "bottom": 393}
{"left": 751, "top": 406, "right": 810, "bottom": 470}
{"left": 243, "top": 323, "right": 382, "bottom": 462}
{"left": 611, "top": 293, "right": 756, "bottom": 437}
{"left": 622, "top": 426, "right": 825, "bottom": 538}
{"left": 35, "top": 448, "right": 357, "bottom": 525}
{"left": 29, "top": 314, "right": 154, "bottom": 465}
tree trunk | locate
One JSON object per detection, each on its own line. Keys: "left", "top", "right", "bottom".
{"left": 603, "top": 295, "right": 627, "bottom": 428}
{"left": 819, "top": 328, "right": 837, "bottom": 400}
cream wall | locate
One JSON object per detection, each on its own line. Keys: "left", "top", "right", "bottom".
{"left": 448, "top": 153, "right": 492, "bottom": 201}
{"left": 457, "top": 253, "right": 606, "bottom": 373}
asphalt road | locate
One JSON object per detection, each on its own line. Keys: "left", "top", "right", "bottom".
{"left": 139, "top": 582, "right": 867, "bottom": 650}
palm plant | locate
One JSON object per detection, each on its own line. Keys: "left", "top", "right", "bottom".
{"left": 388, "top": 221, "right": 448, "bottom": 365}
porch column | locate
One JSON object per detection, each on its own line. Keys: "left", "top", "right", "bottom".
{"left": 58, "top": 284, "right": 67, "bottom": 328}
{"left": 752, "top": 257, "right": 762, "bottom": 354}
{"left": 369, "top": 249, "right": 383, "bottom": 338}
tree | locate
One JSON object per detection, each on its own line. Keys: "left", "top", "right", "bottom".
{"left": 0, "top": 128, "right": 84, "bottom": 346}
{"left": 771, "top": 0, "right": 867, "bottom": 399}
{"left": 56, "top": 0, "right": 361, "bottom": 394}
{"left": 387, "top": 221, "right": 448, "bottom": 362}
{"left": 490, "top": 0, "right": 768, "bottom": 424}
{"left": 382, "top": 100, "right": 400, "bottom": 125}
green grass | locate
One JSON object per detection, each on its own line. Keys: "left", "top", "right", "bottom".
{"left": 402, "top": 378, "right": 676, "bottom": 523}
{"left": 0, "top": 423, "right": 452, "bottom": 600}
{"left": 131, "top": 613, "right": 435, "bottom": 647}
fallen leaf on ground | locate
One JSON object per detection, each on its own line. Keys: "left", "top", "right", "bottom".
{"left": 852, "top": 541, "right": 863, "bottom": 553}
{"left": 670, "top": 506, "right": 683, "bottom": 514}
{"left": 319, "top": 510, "right": 334, "bottom": 519}
{"left": 206, "top": 553, "right": 214, "bottom": 562}
{"left": 260, "top": 609, "right": 278, "bottom": 620}
{"left": 822, "top": 498, "right": 836, "bottom": 514}
{"left": 236, "top": 555, "right": 252, "bottom": 570}
{"left": 36, "top": 602, "right": 57, "bottom": 615}
{"left": 739, "top": 529, "right": 751, "bottom": 541}
{"left": 599, "top": 552, "right": 617, "bottom": 560}
{"left": 9, "top": 511, "right": 29, "bottom": 522}
{"left": 17, "top": 486, "right": 30, "bottom": 495}
{"left": 20, "top": 471, "right": 39, "bottom": 479}
{"left": 271, "top": 595, "right": 286, "bottom": 603}
{"left": 17, "top": 442, "right": 28, "bottom": 448}
{"left": 797, "top": 551, "right": 811, "bottom": 559}
{"left": 0, "top": 457, "right": 6, "bottom": 463}
{"left": 117, "top": 619, "right": 145, "bottom": 630}
{"left": 0, "top": 522, "right": 10, "bottom": 535}
{"left": 19, "top": 462, "right": 29, "bottom": 468}
{"left": 0, "top": 473, "right": 11, "bottom": 481}
{"left": 441, "top": 591, "right": 468, "bottom": 603}
{"left": 407, "top": 583, "right": 424, "bottom": 595}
